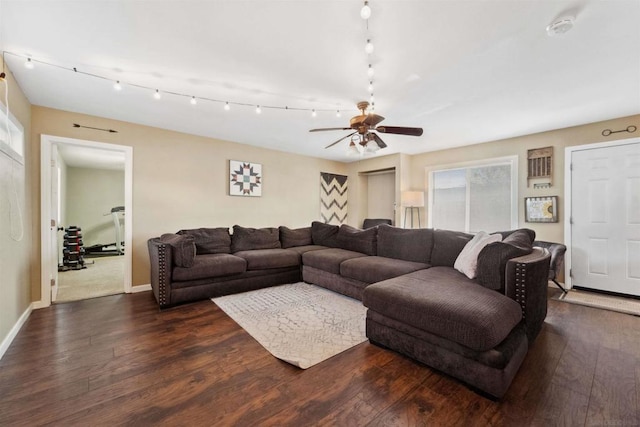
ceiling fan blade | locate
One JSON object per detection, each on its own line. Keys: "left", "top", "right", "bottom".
{"left": 375, "top": 126, "right": 423, "bottom": 136}
{"left": 363, "top": 113, "right": 385, "bottom": 127}
{"left": 372, "top": 133, "right": 387, "bottom": 149}
{"left": 325, "top": 132, "right": 357, "bottom": 149}
{"left": 310, "top": 127, "right": 353, "bottom": 132}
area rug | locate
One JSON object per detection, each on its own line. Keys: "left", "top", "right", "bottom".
{"left": 554, "top": 290, "right": 640, "bottom": 316}
{"left": 212, "top": 283, "right": 367, "bottom": 369}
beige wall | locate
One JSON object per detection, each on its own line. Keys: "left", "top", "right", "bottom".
{"left": 66, "top": 167, "right": 125, "bottom": 248}
{"left": 0, "top": 58, "right": 33, "bottom": 347}
{"left": 30, "top": 106, "right": 346, "bottom": 294}
{"left": 408, "top": 114, "right": 640, "bottom": 243}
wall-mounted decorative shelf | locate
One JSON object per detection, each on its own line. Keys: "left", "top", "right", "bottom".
{"left": 527, "top": 146, "right": 553, "bottom": 187}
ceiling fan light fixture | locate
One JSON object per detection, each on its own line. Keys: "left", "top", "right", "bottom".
{"left": 360, "top": 1, "right": 371, "bottom": 20}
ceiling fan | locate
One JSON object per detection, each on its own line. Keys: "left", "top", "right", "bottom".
{"left": 310, "top": 101, "right": 423, "bottom": 152}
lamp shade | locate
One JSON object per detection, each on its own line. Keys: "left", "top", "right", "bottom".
{"left": 401, "top": 191, "right": 425, "bottom": 207}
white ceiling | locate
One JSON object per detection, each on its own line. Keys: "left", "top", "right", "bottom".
{"left": 2, "top": 1, "right": 639, "bottom": 162}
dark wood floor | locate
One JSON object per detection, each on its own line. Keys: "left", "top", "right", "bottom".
{"left": 1, "top": 288, "right": 638, "bottom": 426}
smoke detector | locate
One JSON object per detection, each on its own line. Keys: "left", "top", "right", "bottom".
{"left": 546, "top": 16, "right": 575, "bottom": 36}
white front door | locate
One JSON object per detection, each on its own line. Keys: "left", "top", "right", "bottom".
{"left": 570, "top": 141, "right": 640, "bottom": 296}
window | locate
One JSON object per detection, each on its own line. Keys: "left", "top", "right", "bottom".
{"left": 0, "top": 101, "right": 24, "bottom": 164}
{"left": 427, "top": 156, "right": 518, "bottom": 233}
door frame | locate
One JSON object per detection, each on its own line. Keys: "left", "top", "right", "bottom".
{"left": 563, "top": 136, "right": 640, "bottom": 290}
{"left": 40, "top": 134, "right": 133, "bottom": 307}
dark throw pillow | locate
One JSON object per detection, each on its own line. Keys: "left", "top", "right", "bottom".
{"left": 430, "top": 229, "right": 474, "bottom": 267}
{"left": 177, "top": 227, "right": 231, "bottom": 254}
{"left": 311, "top": 221, "right": 339, "bottom": 248}
{"left": 160, "top": 233, "right": 196, "bottom": 268}
{"left": 279, "top": 226, "right": 313, "bottom": 248}
{"left": 231, "top": 225, "right": 281, "bottom": 252}
{"left": 336, "top": 224, "right": 377, "bottom": 255}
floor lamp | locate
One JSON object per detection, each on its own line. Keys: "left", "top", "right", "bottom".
{"left": 401, "top": 191, "right": 425, "bottom": 228}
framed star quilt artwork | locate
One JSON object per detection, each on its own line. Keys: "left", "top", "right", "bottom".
{"left": 230, "top": 160, "right": 262, "bottom": 197}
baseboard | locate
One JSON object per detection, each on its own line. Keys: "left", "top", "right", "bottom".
{"left": 131, "top": 284, "right": 151, "bottom": 293}
{"left": 0, "top": 303, "right": 34, "bottom": 360}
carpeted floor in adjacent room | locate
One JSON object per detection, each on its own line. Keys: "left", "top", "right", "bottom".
{"left": 56, "top": 255, "right": 124, "bottom": 303}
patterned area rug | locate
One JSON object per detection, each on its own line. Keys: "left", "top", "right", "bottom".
{"left": 212, "top": 283, "right": 367, "bottom": 369}
{"left": 554, "top": 290, "right": 640, "bottom": 316}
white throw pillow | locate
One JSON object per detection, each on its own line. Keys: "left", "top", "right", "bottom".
{"left": 454, "top": 231, "right": 503, "bottom": 279}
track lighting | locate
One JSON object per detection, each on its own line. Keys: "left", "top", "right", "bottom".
{"left": 256, "top": 105, "right": 261, "bottom": 114}
{"left": 224, "top": 102, "right": 230, "bottom": 111}
{"left": 365, "top": 39, "right": 374, "bottom": 54}
{"left": 24, "top": 58, "right": 34, "bottom": 69}
{"left": 360, "top": 1, "right": 371, "bottom": 20}
{"left": 154, "top": 89, "right": 161, "bottom": 100}
{"left": 113, "top": 81, "right": 122, "bottom": 91}
{"left": 190, "top": 96, "right": 197, "bottom": 105}
{"left": 367, "top": 64, "right": 374, "bottom": 78}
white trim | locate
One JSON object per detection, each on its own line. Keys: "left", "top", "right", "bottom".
{"left": 425, "top": 155, "right": 518, "bottom": 231}
{"left": 0, "top": 303, "right": 33, "bottom": 360}
{"left": 564, "top": 136, "right": 640, "bottom": 291}
{"left": 40, "top": 135, "right": 134, "bottom": 306}
{"left": 131, "top": 284, "right": 152, "bottom": 293}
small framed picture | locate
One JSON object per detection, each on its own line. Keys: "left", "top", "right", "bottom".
{"left": 230, "top": 160, "right": 262, "bottom": 197}
{"left": 525, "top": 196, "right": 558, "bottom": 223}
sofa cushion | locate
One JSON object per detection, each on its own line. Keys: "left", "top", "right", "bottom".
{"left": 234, "top": 248, "right": 300, "bottom": 270}
{"left": 177, "top": 228, "right": 231, "bottom": 254}
{"left": 336, "top": 224, "right": 377, "bottom": 256}
{"left": 231, "top": 225, "right": 281, "bottom": 252}
{"left": 476, "top": 229, "right": 535, "bottom": 291}
{"left": 311, "top": 221, "right": 339, "bottom": 247}
{"left": 279, "top": 226, "right": 313, "bottom": 248}
{"left": 430, "top": 229, "right": 473, "bottom": 267}
{"left": 302, "top": 248, "right": 368, "bottom": 275}
{"left": 160, "top": 233, "right": 196, "bottom": 268}
{"left": 172, "top": 254, "right": 246, "bottom": 281}
{"left": 363, "top": 267, "right": 523, "bottom": 352}
{"left": 377, "top": 225, "right": 434, "bottom": 264}
{"left": 285, "top": 245, "right": 328, "bottom": 255}
{"left": 340, "top": 256, "right": 430, "bottom": 284}
{"left": 454, "top": 231, "right": 503, "bottom": 279}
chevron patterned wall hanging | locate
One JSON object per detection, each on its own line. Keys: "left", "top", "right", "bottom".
{"left": 320, "top": 172, "right": 347, "bottom": 224}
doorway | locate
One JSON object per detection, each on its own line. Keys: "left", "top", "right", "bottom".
{"left": 366, "top": 169, "right": 396, "bottom": 225}
{"left": 565, "top": 137, "right": 640, "bottom": 297}
{"left": 40, "top": 135, "right": 133, "bottom": 307}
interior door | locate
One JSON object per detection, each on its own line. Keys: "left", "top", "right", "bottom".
{"left": 570, "top": 141, "right": 640, "bottom": 296}
{"left": 50, "top": 144, "right": 60, "bottom": 302}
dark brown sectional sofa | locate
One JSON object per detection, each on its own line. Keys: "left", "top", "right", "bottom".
{"left": 148, "top": 221, "right": 550, "bottom": 398}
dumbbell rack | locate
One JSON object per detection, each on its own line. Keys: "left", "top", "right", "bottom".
{"left": 61, "top": 226, "right": 86, "bottom": 271}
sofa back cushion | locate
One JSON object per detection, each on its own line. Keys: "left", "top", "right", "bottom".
{"left": 177, "top": 227, "right": 231, "bottom": 254}
{"left": 279, "top": 226, "right": 313, "bottom": 248}
{"left": 376, "top": 225, "right": 434, "bottom": 264}
{"left": 336, "top": 224, "right": 377, "bottom": 255}
{"left": 160, "top": 233, "right": 196, "bottom": 267}
{"left": 311, "top": 221, "right": 339, "bottom": 247}
{"left": 430, "top": 229, "right": 474, "bottom": 267}
{"left": 454, "top": 231, "right": 503, "bottom": 279}
{"left": 231, "top": 225, "right": 281, "bottom": 252}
